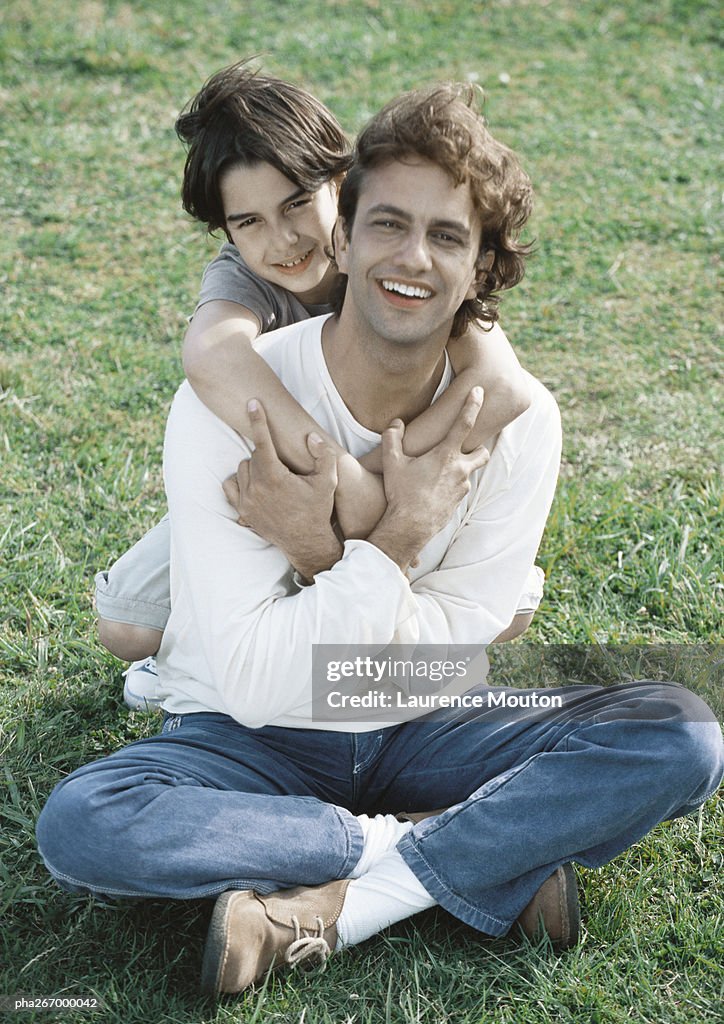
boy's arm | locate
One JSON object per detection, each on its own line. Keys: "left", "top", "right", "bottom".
{"left": 183, "top": 300, "right": 387, "bottom": 529}
{"left": 184, "top": 300, "right": 331, "bottom": 474}
{"left": 360, "top": 320, "right": 531, "bottom": 472}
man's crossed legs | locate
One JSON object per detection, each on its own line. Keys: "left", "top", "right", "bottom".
{"left": 37, "top": 681, "right": 723, "bottom": 996}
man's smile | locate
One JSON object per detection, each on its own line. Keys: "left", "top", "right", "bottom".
{"left": 378, "top": 278, "right": 434, "bottom": 307}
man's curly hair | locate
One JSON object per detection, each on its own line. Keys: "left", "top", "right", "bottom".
{"left": 332, "top": 84, "right": 533, "bottom": 337}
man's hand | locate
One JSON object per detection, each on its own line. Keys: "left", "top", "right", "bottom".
{"left": 223, "top": 400, "right": 343, "bottom": 581}
{"left": 367, "top": 387, "right": 490, "bottom": 572}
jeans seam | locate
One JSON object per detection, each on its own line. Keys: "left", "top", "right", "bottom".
{"left": 332, "top": 804, "right": 363, "bottom": 873}
{"left": 44, "top": 861, "right": 272, "bottom": 900}
{"left": 686, "top": 780, "right": 722, "bottom": 808}
{"left": 402, "top": 838, "right": 510, "bottom": 929}
{"left": 352, "top": 731, "right": 384, "bottom": 774}
{"left": 45, "top": 864, "right": 168, "bottom": 899}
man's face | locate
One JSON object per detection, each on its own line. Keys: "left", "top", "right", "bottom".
{"left": 334, "top": 158, "right": 482, "bottom": 346}
{"left": 220, "top": 161, "right": 339, "bottom": 305}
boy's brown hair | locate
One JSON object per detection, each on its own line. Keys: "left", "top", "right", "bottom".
{"left": 176, "top": 59, "right": 352, "bottom": 236}
{"left": 334, "top": 84, "right": 533, "bottom": 336}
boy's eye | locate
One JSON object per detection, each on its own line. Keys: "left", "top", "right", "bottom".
{"left": 288, "top": 197, "right": 311, "bottom": 212}
{"left": 432, "top": 231, "right": 461, "bottom": 245}
{"left": 232, "top": 217, "right": 258, "bottom": 230}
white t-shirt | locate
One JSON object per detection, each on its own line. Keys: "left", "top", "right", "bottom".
{"left": 157, "top": 315, "right": 561, "bottom": 731}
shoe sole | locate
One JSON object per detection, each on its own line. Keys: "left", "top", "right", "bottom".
{"left": 200, "top": 890, "right": 253, "bottom": 998}
{"left": 122, "top": 689, "right": 163, "bottom": 711}
{"left": 554, "top": 863, "right": 580, "bottom": 950}
{"left": 122, "top": 676, "right": 163, "bottom": 712}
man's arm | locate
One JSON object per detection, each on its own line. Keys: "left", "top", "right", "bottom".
{"left": 222, "top": 401, "right": 342, "bottom": 581}
{"left": 163, "top": 383, "right": 413, "bottom": 727}
{"left": 365, "top": 389, "right": 490, "bottom": 573}
{"left": 225, "top": 390, "right": 489, "bottom": 577}
{"left": 164, "top": 379, "right": 559, "bottom": 725}
{"left": 390, "top": 378, "right": 562, "bottom": 645}
{"left": 222, "top": 380, "right": 560, "bottom": 650}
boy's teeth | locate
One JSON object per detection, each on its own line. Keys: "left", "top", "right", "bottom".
{"left": 382, "top": 280, "right": 432, "bottom": 299}
{"left": 280, "top": 250, "right": 311, "bottom": 267}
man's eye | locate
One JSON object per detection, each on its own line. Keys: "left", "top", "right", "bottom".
{"left": 433, "top": 232, "right": 460, "bottom": 245}
{"left": 233, "top": 217, "right": 257, "bottom": 230}
{"left": 374, "top": 219, "right": 400, "bottom": 230}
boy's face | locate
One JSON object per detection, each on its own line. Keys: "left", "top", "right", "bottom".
{"left": 220, "top": 162, "right": 339, "bottom": 305}
{"left": 334, "top": 158, "right": 482, "bottom": 347}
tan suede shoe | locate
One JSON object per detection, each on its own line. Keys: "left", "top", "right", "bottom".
{"left": 396, "top": 809, "right": 580, "bottom": 951}
{"left": 200, "top": 878, "right": 350, "bottom": 998}
{"left": 516, "top": 863, "right": 580, "bottom": 951}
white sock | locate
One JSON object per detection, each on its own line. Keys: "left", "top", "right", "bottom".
{"left": 336, "top": 849, "right": 437, "bottom": 949}
{"left": 349, "top": 814, "right": 412, "bottom": 878}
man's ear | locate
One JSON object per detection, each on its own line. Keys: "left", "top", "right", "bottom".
{"left": 333, "top": 217, "right": 350, "bottom": 274}
{"left": 466, "top": 249, "right": 495, "bottom": 300}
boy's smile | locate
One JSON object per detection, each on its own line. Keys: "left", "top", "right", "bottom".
{"left": 220, "top": 162, "right": 340, "bottom": 304}
{"left": 273, "top": 247, "right": 316, "bottom": 276}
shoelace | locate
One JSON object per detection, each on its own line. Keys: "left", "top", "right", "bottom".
{"left": 284, "top": 915, "right": 330, "bottom": 970}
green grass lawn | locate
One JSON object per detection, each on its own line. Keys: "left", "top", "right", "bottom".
{"left": 1, "top": 1, "right": 722, "bottom": 1021}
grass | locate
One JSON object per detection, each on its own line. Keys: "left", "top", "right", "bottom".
{"left": 1, "top": 0, "right": 722, "bottom": 1020}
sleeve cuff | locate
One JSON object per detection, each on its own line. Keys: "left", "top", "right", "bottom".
{"left": 341, "top": 538, "right": 411, "bottom": 584}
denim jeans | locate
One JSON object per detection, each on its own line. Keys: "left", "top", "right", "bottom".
{"left": 36, "top": 681, "right": 723, "bottom": 935}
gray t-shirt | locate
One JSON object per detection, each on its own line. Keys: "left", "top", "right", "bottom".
{"left": 195, "top": 243, "right": 331, "bottom": 332}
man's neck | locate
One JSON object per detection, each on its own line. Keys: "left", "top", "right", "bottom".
{"left": 321, "top": 314, "right": 450, "bottom": 434}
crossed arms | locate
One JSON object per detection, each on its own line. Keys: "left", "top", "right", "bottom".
{"left": 161, "top": 371, "right": 561, "bottom": 727}
{"left": 222, "top": 388, "right": 490, "bottom": 580}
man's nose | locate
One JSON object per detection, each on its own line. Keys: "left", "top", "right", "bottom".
{"left": 394, "top": 230, "right": 432, "bottom": 272}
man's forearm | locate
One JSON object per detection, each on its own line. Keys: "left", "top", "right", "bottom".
{"left": 286, "top": 528, "right": 344, "bottom": 582}
{"left": 366, "top": 508, "right": 425, "bottom": 574}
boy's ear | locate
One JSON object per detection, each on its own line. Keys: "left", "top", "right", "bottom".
{"left": 333, "top": 217, "right": 350, "bottom": 273}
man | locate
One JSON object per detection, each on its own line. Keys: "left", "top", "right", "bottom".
{"left": 37, "top": 85, "right": 723, "bottom": 999}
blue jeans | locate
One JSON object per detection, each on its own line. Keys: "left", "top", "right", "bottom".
{"left": 36, "top": 681, "right": 723, "bottom": 935}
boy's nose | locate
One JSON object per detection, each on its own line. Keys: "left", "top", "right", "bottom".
{"left": 273, "top": 222, "right": 300, "bottom": 249}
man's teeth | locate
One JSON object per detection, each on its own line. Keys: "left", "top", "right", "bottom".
{"left": 382, "top": 280, "right": 432, "bottom": 299}
{"left": 279, "top": 250, "right": 311, "bottom": 267}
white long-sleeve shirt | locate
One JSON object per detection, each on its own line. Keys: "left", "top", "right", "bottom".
{"left": 157, "top": 314, "right": 561, "bottom": 730}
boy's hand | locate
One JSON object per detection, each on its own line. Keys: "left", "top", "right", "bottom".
{"left": 223, "top": 400, "right": 342, "bottom": 580}
{"left": 367, "top": 388, "right": 490, "bottom": 572}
